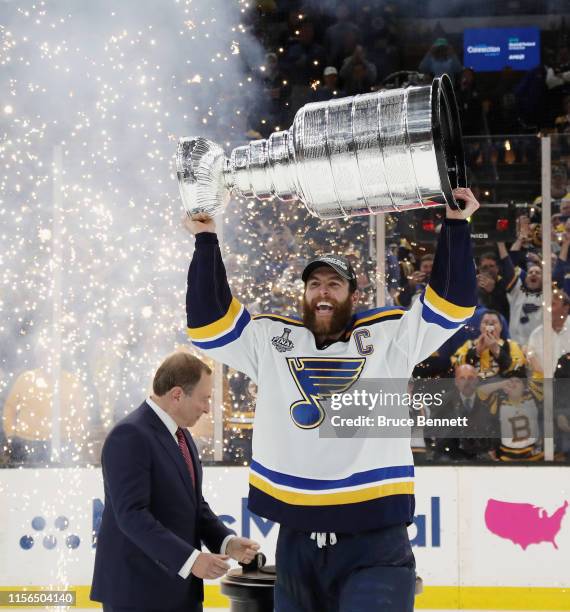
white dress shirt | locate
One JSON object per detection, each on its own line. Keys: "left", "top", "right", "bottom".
{"left": 146, "top": 397, "right": 235, "bottom": 579}
{"left": 527, "top": 323, "right": 570, "bottom": 374}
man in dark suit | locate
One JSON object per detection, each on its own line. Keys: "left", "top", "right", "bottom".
{"left": 431, "top": 364, "right": 494, "bottom": 461}
{"left": 91, "top": 352, "right": 260, "bottom": 612}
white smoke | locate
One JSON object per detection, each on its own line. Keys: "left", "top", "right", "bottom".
{"left": 0, "top": 0, "right": 266, "bottom": 463}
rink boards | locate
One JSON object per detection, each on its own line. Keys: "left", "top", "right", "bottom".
{"left": 0, "top": 466, "right": 569, "bottom": 610}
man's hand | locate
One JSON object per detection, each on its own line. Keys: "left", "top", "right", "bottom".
{"left": 475, "top": 330, "right": 497, "bottom": 355}
{"left": 226, "top": 537, "right": 261, "bottom": 564}
{"left": 477, "top": 273, "right": 495, "bottom": 293}
{"left": 191, "top": 552, "right": 230, "bottom": 580}
{"left": 517, "top": 215, "right": 531, "bottom": 242}
{"left": 475, "top": 333, "right": 487, "bottom": 355}
{"left": 182, "top": 212, "right": 216, "bottom": 235}
{"left": 446, "top": 187, "right": 480, "bottom": 220}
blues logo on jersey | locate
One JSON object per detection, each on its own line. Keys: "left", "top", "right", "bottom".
{"left": 287, "top": 357, "right": 366, "bottom": 429}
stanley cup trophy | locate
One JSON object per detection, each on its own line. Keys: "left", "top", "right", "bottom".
{"left": 176, "top": 74, "right": 466, "bottom": 220}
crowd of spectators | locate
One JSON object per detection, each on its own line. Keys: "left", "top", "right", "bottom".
{"left": 238, "top": 1, "right": 570, "bottom": 141}
{"left": 4, "top": 2, "right": 570, "bottom": 467}
{"left": 228, "top": 1, "right": 570, "bottom": 213}
{"left": 215, "top": 179, "right": 570, "bottom": 464}
{"left": 407, "top": 216, "right": 570, "bottom": 463}
{"left": 227, "top": 1, "right": 570, "bottom": 464}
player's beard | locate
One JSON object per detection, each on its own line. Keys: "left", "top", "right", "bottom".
{"left": 302, "top": 294, "right": 354, "bottom": 340}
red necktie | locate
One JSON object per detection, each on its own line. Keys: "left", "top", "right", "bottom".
{"left": 175, "top": 428, "right": 196, "bottom": 489}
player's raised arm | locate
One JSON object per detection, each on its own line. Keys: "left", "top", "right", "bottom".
{"left": 391, "top": 188, "right": 479, "bottom": 371}
{"left": 184, "top": 214, "right": 260, "bottom": 382}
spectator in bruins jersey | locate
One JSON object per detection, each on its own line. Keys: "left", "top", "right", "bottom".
{"left": 479, "top": 368, "right": 543, "bottom": 462}
{"left": 452, "top": 310, "right": 526, "bottom": 380}
{"left": 184, "top": 188, "right": 480, "bottom": 612}
{"left": 497, "top": 240, "right": 542, "bottom": 347}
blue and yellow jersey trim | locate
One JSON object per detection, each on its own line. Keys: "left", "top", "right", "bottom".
{"left": 349, "top": 307, "right": 405, "bottom": 333}
{"left": 420, "top": 285, "right": 476, "bottom": 329}
{"left": 252, "top": 313, "right": 304, "bottom": 327}
{"left": 187, "top": 297, "right": 251, "bottom": 349}
{"left": 253, "top": 309, "right": 405, "bottom": 338}
{"left": 249, "top": 460, "right": 414, "bottom": 506}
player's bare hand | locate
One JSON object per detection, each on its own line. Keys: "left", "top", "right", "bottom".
{"left": 182, "top": 213, "right": 216, "bottom": 235}
{"left": 191, "top": 552, "right": 230, "bottom": 580}
{"left": 447, "top": 187, "right": 480, "bottom": 220}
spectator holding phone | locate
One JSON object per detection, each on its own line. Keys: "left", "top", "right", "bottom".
{"left": 395, "top": 253, "right": 433, "bottom": 308}
{"left": 452, "top": 311, "right": 526, "bottom": 380}
{"left": 476, "top": 252, "right": 510, "bottom": 322}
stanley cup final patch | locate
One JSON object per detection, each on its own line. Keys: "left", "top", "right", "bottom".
{"left": 272, "top": 328, "right": 294, "bottom": 353}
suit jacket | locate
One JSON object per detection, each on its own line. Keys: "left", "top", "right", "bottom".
{"left": 430, "top": 390, "right": 494, "bottom": 460}
{"left": 90, "top": 401, "right": 233, "bottom": 609}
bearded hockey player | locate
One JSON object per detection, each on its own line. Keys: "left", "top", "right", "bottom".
{"left": 185, "top": 187, "right": 479, "bottom": 612}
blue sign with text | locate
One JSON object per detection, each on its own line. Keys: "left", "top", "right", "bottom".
{"left": 464, "top": 27, "right": 540, "bottom": 72}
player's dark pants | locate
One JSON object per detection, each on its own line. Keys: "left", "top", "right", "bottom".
{"left": 275, "top": 523, "right": 415, "bottom": 612}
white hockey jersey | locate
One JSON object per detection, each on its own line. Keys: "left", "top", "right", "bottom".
{"left": 186, "top": 219, "right": 477, "bottom": 532}
{"left": 502, "top": 255, "right": 542, "bottom": 347}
